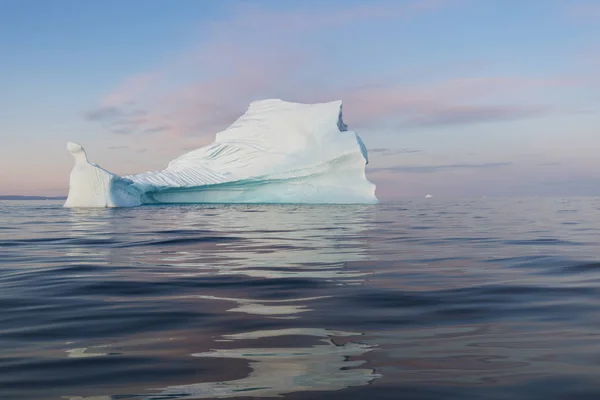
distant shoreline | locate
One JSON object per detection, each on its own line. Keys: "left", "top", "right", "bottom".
{"left": 0, "top": 195, "right": 67, "bottom": 200}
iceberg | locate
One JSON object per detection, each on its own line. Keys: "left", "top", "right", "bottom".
{"left": 65, "top": 99, "right": 377, "bottom": 207}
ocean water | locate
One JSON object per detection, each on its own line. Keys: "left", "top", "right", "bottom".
{"left": 2, "top": 198, "right": 600, "bottom": 400}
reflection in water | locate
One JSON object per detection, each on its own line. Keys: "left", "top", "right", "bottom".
{"left": 63, "top": 397, "right": 111, "bottom": 400}
{"left": 191, "top": 295, "right": 331, "bottom": 319}
{"left": 65, "top": 205, "right": 377, "bottom": 283}
{"left": 16, "top": 200, "right": 600, "bottom": 399}
{"left": 148, "top": 329, "right": 380, "bottom": 399}
{"left": 65, "top": 348, "right": 108, "bottom": 358}
{"left": 143, "top": 206, "right": 373, "bottom": 278}
{"left": 57, "top": 205, "right": 381, "bottom": 399}
{"left": 64, "top": 208, "right": 116, "bottom": 263}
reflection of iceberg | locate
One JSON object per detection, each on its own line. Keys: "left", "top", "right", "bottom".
{"left": 147, "top": 328, "right": 380, "bottom": 399}
{"left": 192, "top": 295, "right": 330, "bottom": 319}
{"left": 61, "top": 204, "right": 380, "bottom": 400}
{"left": 65, "top": 99, "right": 377, "bottom": 208}
{"left": 151, "top": 204, "right": 376, "bottom": 283}
{"left": 65, "top": 347, "right": 108, "bottom": 358}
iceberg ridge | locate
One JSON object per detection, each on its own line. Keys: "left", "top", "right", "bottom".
{"left": 64, "top": 99, "right": 378, "bottom": 208}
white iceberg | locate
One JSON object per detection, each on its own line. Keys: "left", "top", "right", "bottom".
{"left": 65, "top": 99, "right": 377, "bottom": 207}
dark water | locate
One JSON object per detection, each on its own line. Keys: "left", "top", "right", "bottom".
{"left": 2, "top": 198, "right": 600, "bottom": 400}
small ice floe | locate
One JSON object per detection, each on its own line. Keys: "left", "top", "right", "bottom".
{"left": 425, "top": 194, "right": 433, "bottom": 198}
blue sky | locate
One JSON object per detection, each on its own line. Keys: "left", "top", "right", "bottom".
{"left": 0, "top": 0, "right": 599, "bottom": 199}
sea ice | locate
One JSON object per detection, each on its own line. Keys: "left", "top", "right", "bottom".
{"left": 64, "top": 99, "right": 377, "bottom": 207}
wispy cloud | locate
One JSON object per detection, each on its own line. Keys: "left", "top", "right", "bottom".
{"left": 83, "top": 1, "right": 457, "bottom": 138}
{"left": 401, "top": 104, "right": 549, "bottom": 128}
{"left": 103, "top": 73, "right": 160, "bottom": 107}
{"left": 83, "top": 106, "right": 164, "bottom": 135}
{"left": 84, "top": 0, "right": 584, "bottom": 142}
{"left": 369, "top": 162, "right": 512, "bottom": 174}
{"left": 535, "top": 161, "right": 561, "bottom": 167}
{"left": 370, "top": 148, "right": 423, "bottom": 155}
{"left": 338, "top": 76, "right": 574, "bottom": 128}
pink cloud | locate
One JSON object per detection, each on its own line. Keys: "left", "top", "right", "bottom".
{"left": 85, "top": 0, "right": 583, "bottom": 143}
{"left": 90, "top": 70, "right": 580, "bottom": 141}
{"left": 102, "top": 72, "right": 161, "bottom": 107}
{"left": 85, "top": 0, "right": 455, "bottom": 138}
{"left": 331, "top": 76, "right": 576, "bottom": 128}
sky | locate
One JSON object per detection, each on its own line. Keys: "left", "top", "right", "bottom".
{"left": 0, "top": 0, "right": 599, "bottom": 200}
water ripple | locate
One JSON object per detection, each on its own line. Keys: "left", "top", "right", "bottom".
{"left": 3, "top": 198, "right": 600, "bottom": 399}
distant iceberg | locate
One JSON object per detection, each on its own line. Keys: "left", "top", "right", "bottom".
{"left": 64, "top": 99, "right": 378, "bottom": 208}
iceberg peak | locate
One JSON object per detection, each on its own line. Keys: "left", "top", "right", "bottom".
{"left": 67, "top": 141, "right": 88, "bottom": 163}
{"left": 65, "top": 99, "right": 378, "bottom": 207}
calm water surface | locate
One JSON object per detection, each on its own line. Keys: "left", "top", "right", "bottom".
{"left": 2, "top": 198, "right": 600, "bottom": 399}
